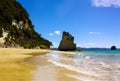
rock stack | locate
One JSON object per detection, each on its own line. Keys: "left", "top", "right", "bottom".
{"left": 58, "top": 31, "right": 76, "bottom": 51}
{"left": 111, "top": 46, "right": 117, "bottom": 50}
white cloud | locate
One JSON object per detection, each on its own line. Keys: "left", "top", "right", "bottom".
{"left": 54, "top": 30, "right": 61, "bottom": 35}
{"left": 48, "top": 30, "right": 61, "bottom": 36}
{"left": 48, "top": 33, "right": 54, "bottom": 36}
{"left": 92, "top": 0, "right": 120, "bottom": 8}
{"left": 89, "top": 32, "right": 101, "bottom": 35}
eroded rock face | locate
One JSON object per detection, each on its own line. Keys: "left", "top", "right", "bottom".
{"left": 58, "top": 31, "right": 76, "bottom": 51}
{"left": 111, "top": 46, "right": 117, "bottom": 50}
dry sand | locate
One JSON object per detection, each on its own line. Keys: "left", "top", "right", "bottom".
{"left": 0, "top": 48, "right": 51, "bottom": 62}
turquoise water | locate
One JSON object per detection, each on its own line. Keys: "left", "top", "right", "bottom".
{"left": 76, "top": 49, "right": 120, "bottom": 63}
{"left": 84, "top": 49, "right": 120, "bottom": 55}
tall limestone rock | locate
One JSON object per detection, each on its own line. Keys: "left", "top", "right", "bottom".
{"left": 58, "top": 31, "right": 76, "bottom": 51}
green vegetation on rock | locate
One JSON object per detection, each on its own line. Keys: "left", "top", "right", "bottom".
{"left": 58, "top": 31, "right": 76, "bottom": 51}
{"left": 0, "top": 0, "right": 52, "bottom": 48}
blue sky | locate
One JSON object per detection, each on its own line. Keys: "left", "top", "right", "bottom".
{"left": 17, "top": 0, "right": 120, "bottom": 48}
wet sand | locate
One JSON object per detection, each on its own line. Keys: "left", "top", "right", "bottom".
{"left": 0, "top": 62, "right": 35, "bottom": 81}
{"left": 0, "top": 48, "right": 51, "bottom": 81}
{"left": 28, "top": 54, "right": 81, "bottom": 81}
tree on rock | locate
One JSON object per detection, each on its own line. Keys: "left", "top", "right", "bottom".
{"left": 58, "top": 31, "right": 76, "bottom": 51}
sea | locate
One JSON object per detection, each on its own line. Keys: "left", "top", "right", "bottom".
{"left": 41, "top": 49, "right": 120, "bottom": 81}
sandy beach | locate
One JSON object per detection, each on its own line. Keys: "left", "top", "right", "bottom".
{"left": 0, "top": 48, "right": 51, "bottom": 62}
{"left": 0, "top": 48, "right": 51, "bottom": 81}
{"left": 0, "top": 49, "right": 120, "bottom": 81}
{"left": 0, "top": 48, "right": 51, "bottom": 55}
{"left": 0, "top": 49, "right": 79, "bottom": 81}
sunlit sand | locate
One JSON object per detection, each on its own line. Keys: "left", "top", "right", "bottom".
{"left": 0, "top": 48, "right": 50, "bottom": 81}
{"left": 0, "top": 48, "right": 50, "bottom": 62}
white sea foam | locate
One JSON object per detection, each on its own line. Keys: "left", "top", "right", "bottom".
{"left": 45, "top": 51, "right": 120, "bottom": 81}
{"left": 58, "top": 51, "right": 77, "bottom": 55}
{"left": 85, "top": 56, "right": 91, "bottom": 60}
{"left": 81, "top": 54, "right": 85, "bottom": 57}
{"left": 67, "top": 74, "right": 97, "bottom": 81}
{"left": 48, "top": 59, "right": 100, "bottom": 77}
{"left": 78, "top": 53, "right": 81, "bottom": 55}
{"left": 118, "top": 65, "right": 120, "bottom": 68}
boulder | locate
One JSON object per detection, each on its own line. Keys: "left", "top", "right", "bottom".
{"left": 58, "top": 31, "right": 76, "bottom": 51}
{"left": 111, "top": 46, "right": 117, "bottom": 50}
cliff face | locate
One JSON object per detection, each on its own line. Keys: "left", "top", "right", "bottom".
{"left": 58, "top": 32, "right": 76, "bottom": 51}
{"left": 0, "top": 0, "right": 52, "bottom": 48}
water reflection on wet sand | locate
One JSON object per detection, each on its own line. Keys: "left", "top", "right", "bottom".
{"left": 29, "top": 55, "right": 80, "bottom": 81}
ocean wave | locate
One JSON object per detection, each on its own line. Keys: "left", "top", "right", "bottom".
{"left": 51, "top": 51, "right": 76, "bottom": 54}
{"left": 48, "top": 59, "right": 100, "bottom": 77}
{"left": 67, "top": 74, "right": 100, "bottom": 81}
{"left": 44, "top": 51, "right": 120, "bottom": 81}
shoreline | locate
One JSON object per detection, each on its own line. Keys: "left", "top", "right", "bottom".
{"left": 0, "top": 48, "right": 51, "bottom": 62}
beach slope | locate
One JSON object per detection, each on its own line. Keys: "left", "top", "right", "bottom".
{"left": 0, "top": 48, "right": 51, "bottom": 62}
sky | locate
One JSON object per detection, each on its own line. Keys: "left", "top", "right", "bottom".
{"left": 17, "top": 0, "right": 120, "bottom": 48}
